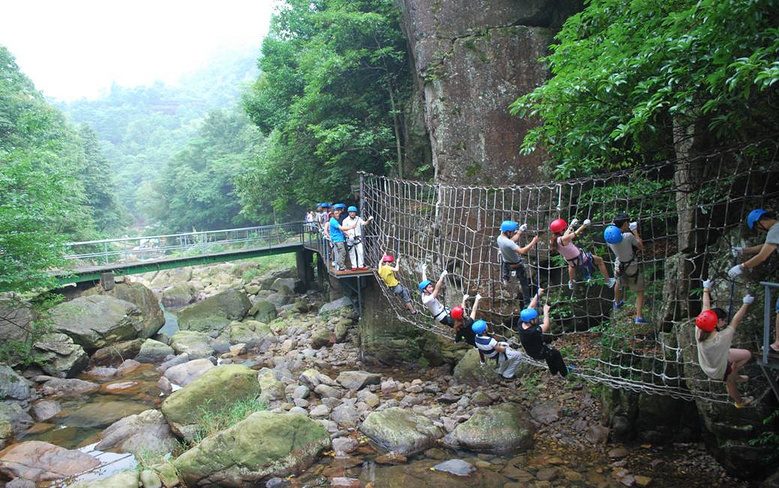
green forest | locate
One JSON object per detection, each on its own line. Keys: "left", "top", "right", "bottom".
{"left": 2, "top": 0, "right": 777, "bottom": 294}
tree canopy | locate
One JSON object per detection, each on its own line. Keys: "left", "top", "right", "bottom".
{"left": 239, "top": 0, "right": 412, "bottom": 221}
{"left": 511, "top": 0, "right": 779, "bottom": 178}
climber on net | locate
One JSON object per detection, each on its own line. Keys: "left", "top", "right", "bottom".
{"left": 328, "top": 205, "right": 357, "bottom": 272}
{"left": 343, "top": 206, "right": 373, "bottom": 270}
{"left": 419, "top": 265, "right": 454, "bottom": 327}
{"left": 517, "top": 288, "right": 569, "bottom": 377}
{"left": 378, "top": 252, "right": 417, "bottom": 314}
{"left": 451, "top": 293, "right": 484, "bottom": 349}
{"left": 729, "top": 208, "right": 779, "bottom": 354}
{"left": 472, "top": 318, "right": 525, "bottom": 379}
{"left": 604, "top": 213, "right": 647, "bottom": 324}
{"left": 497, "top": 220, "right": 539, "bottom": 305}
{"left": 549, "top": 218, "right": 616, "bottom": 290}
{"left": 696, "top": 280, "right": 754, "bottom": 407}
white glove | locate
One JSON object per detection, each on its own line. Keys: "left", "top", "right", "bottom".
{"left": 629, "top": 222, "right": 638, "bottom": 231}
{"left": 702, "top": 279, "right": 713, "bottom": 290}
{"left": 367, "top": 216, "right": 374, "bottom": 221}
{"left": 462, "top": 294, "right": 469, "bottom": 301}
{"left": 440, "top": 270, "right": 448, "bottom": 278}
{"left": 727, "top": 264, "right": 744, "bottom": 279}
{"left": 583, "top": 218, "right": 591, "bottom": 227}
{"left": 475, "top": 293, "right": 482, "bottom": 301}
{"left": 743, "top": 295, "right": 754, "bottom": 305}
{"left": 731, "top": 246, "right": 743, "bottom": 258}
{"left": 519, "top": 224, "right": 528, "bottom": 232}
{"left": 571, "top": 218, "right": 579, "bottom": 227}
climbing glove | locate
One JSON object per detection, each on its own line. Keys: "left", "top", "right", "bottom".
{"left": 629, "top": 222, "right": 638, "bottom": 231}
{"left": 727, "top": 264, "right": 744, "bottom": 279}
{"left": 743, "top": 295, "right": 754, "bottom": 305}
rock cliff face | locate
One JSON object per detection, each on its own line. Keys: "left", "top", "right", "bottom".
{"left": 396, "top": 0, "right": 582, "bottom": 185}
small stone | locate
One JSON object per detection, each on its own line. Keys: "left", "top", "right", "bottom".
{"left": 31, "top": 401, "right": 61, "bottom": 422}
{"left": 537, "top": 467, "right": 558, "bottom": 481}
{"left": 431, "top": 459, "right": 475, "bottom": 477}
{"left": 332, "top": 437, "right": 358, "bottom": 456}
{"left": 375, "top": 452, "right": 407, "bottom": 465}
{"left": 609, "top": 446, "right": 629, "bottom": 459}
{"left": 634, "top": 475, "right": 652, "bottom": 486}
{"left": 330, "top": 478, "right": 360, "bottom": 488}
{"left": 140, "top": 469, "right": 162, "bottom": 488}
{"left": 310, "top": 404, "right": 330, "bottom": 417}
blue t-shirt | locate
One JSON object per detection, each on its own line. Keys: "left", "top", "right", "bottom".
{"left": 329, "top": 217, "right": 345, "bottom": 243}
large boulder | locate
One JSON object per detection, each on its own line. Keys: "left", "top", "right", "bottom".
{"left": 173, "top": 412, "right": 330, "bottom": 487}
{"left": 336, "top": 371, "right": 381, "bottom": 391}
{"left": 161, "top": 283, "right": 196, "bottom": 308}
{"left": 318, "top": 297, "right": 352, "bottom": 315}
{"left": 32, "top": 333, "right": 89, "bottom": 378}
{"left": 109, "top": 282, "right": 165, "bottom": 338}
{"left": 92, "top": 339, "right": 144, "bottom": 365}
{"left": 248, "top": 300, "right": 277, "bottom": 323}
{"left": 0, "top": 441, "right": 100, "bottom": 483}
{"left": 0, "top": 403, "right": 33, "bottom": 449}
{"left": 229, "top": 321, "right": 273, "bottom": 349}
{"left": 257, "top": 368, "right": 286, "bottom": 405}
{"left": 177, "top": 289, "right": 252, "bottom": 333}
{"left": 95, "top": 409, "right": 177, "bottom": 457}
{"left": 359, "top": 408, "right": 443, "bottom": 455}
{"left": 442, "top": 403, "right": 534, "bottom": 453}
{"left": 50, "top": 295, "right": 146, "bottom": 350}
{"left": 161, "top": 365, "right": 260, "bottom": 440}
{"left": 0, "top": 299, "right": 35, "bottom": 344}
{"left": 170, "top": 330, "right": 215, "bottom": 359}
{"left": 0, "top": 364, "right": 30, "bottom": 401}
{"left": 164, "top": 358, "right": 215, "bottom": 387}
{"left": 453, "top": 348, "right": 533, "bottom": 385}
{"left": 40, "top": 377, "right": 100, "bottom": 397}
{"left": 135, "top": 339, "right": 174, "bottom": 364}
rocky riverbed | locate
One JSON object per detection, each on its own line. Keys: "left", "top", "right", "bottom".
{"left": 0, "top": 261, "right": 765, "bottom": 487}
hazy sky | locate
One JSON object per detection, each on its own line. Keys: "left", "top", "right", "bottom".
{"left": 0, "top": 1, "right": 277, "bottom": 101}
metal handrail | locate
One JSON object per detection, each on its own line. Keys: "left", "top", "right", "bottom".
{"left": 760, "top": 281, "right": 778, "bottom": 366}
{"left": 62, "top": 222, "right": 307, "bottom": 268}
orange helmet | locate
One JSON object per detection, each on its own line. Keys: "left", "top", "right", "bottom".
{"left": 451, "top": 306, "right": 464, "bottom": 320}
{"left": 695, "top": 310, "right": 718, "bottom": 332}
{"left": 550, "top": 218, "right": 567, "bottom": 234}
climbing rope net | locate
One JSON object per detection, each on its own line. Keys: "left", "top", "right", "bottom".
{"left": 361, "top": 140, "right": 779, "bottom": 404}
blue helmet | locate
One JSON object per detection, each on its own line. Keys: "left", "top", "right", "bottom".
{"left": 334, "top": 203, "right": 347, "bottom": 210}
{"left": 347, "top": 206, "right": 358, "bottom": 213}
{"left": 604, "top": 225, "right": 623, "bottom": 244}
{"left": 520, "top": 308, "right": 539, "bottom": 323}
{"left": 418, "top": 280, "right": 432, "bottom": 291}
{"left": 747, "top": 209, "right": 767, "bottom": 229}
{"left": 321, "top": 203, "right": 331, "bottom": 208}
{"left": 472, "top": 319, "right": 487, "bottom": 334}
{"left": 500, "top": 220, "right": 519, "bottom": 232}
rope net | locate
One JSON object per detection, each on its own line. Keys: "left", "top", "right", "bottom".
{"left": 361, "top": 140, "right": 779, "bottom": 404}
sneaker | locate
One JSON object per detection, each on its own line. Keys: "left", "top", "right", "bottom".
{"left": 568, "top": 281, "right": 574, "bottom": 290}
{"left": 360, "top": 266, "right": 369, "bottom": 270}
{"left": 734, "top": 396, "right": 754, "bottom": 408}
{"left": 351, "top": 267, "right": 358, "bottom": 271}
{"left": 635, "top": 317, "right": 648, "bottom": 324}
{"left": 607, "top": 277, "right": 617, "bottom": 288}
{"left": 614, "top": 300, "right": 624, "bottom": 310}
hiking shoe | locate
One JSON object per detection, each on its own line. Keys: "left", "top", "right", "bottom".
{"left": 607, "top": 277, "right": 617, "bottom": 288}
{"left": 614, "top": 300, "right": 624, "bottom": 310}
{"left": 568, "top": 281, "right": 574, "bottom": 290}
{"left": 734, "top": 396, "right": 754, "bottom": 408}
{"left": 635, "top": 317, "right": 648, "bottom": 324}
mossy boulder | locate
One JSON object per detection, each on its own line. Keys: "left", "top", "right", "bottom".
{"left": 229, "top": 321, "right": 273, "bottom": 349}
{"left": 177, "top": 289, "right": 252, "bottom": 334}
{"left": 33, "top": 333, "right": 89, "bottom": 378}
{"left": 359, "top": 407, "right": 443, "bottom": 455}
{"left": 161, "top": 365, "right": 260, "bottom": 440}
{"left": 442, "top": 403, "right": 534, "bottom": 453}
{"left": 161, "top": 283, "right": 196, "bottom": 308}
{"left": 173, "top": 411, "right": 329, "bottom": 487}
{"left": 169, "top": 331, "right": 214, "bottom": 359}
{"left": 50, "top": 295, "right": 146, "bottom": 350}
{"left": 109, "top": 282, "right": 165, "bottom": 338}
{"left": 248, "top": 300, "right": 277, "bottom": 323}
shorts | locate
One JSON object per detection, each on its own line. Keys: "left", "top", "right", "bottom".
{"left": 391, "top": 284, "right": 411, "bottom": 303}
{"left": 723, "top": 362, "right": 733, "bottom": 381}
{"left": 615, "top": 261, "right": 645, "bottom": 292}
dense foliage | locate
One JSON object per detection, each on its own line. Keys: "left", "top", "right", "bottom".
{"left": 239, "top": 0, "right": 412, "bottom": 222}
{"left": 511, "top": 0, "right": 779, "bottom": 178}
{"left": 0, "top": 47, "right": 121, "bottom": 291}
{"left": 155, "top": 108, "right": 264, "bottom": 231}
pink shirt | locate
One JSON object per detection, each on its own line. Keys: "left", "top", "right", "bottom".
{"left": 556, "top": 237, "right": 581, "bottom": 260}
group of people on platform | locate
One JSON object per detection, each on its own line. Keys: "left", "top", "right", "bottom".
{"left": 310, "top": 202, "right": 373, "bottom": 272}
{"left": 694, "top": 209, "right": 778, "bottom": 408}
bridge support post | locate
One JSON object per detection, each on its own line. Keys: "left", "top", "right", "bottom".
{"left": 296, "top": 249, "right": 315, "bottom": 291}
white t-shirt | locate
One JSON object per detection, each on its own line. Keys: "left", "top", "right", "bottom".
{"left": 422, "top": 293, "right": 445, "bottom": 318}
{"left": 696, "top": 326, "right": 734, "bottom": 380}
{"left": 342, "top": 216, "right": 366, "bottom": 238}
{"left": 766, "top": 222, "right": 779, "bottom": 248}
{"left": 497, "top": 235, "right": 521, "bottom": 264}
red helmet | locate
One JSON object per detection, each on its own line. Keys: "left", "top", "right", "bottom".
{"left": 451, "top": 306, "right": 464, "bottom": 320}
{"left": 550, "top": 219, "right": 567, "bottom": 234}
{"left": 695, "top": 310, "right": 718, "bottom": 332}
{"left": 382, "top": 255, "right": 394, "bottom": 263}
